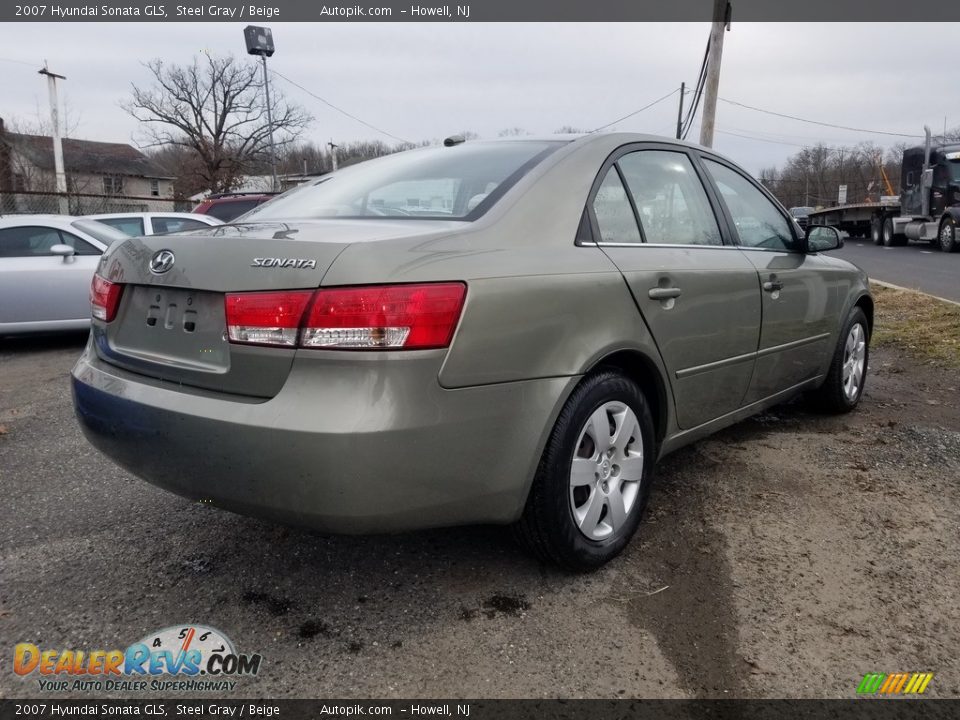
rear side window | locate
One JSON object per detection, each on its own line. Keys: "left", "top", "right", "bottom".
{"left": 152, "top": 217, "right": 211, "bottom": 234}
{"left": 0, "top": 226, "right": 99, "bottom": 257}
{"left": 592, "top": 168, "right": 642, "bottom": 244}
{"left": 618, "top": 151, "right": 722, "bottom": 246}
{"left": 96, "top": 217, "right": 145, "bottom": 236}
{"left": 703, "top": 159, "right": 797, "bottom": 251}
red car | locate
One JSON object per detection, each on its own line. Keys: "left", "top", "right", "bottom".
{"left": 192, "top": 192, "right": 276, "bottom": 223}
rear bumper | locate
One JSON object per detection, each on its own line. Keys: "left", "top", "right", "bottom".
{"left": 71, "top": 345, "right": 576, "bottom": 533}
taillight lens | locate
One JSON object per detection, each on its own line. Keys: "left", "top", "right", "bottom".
{"left": 225, "top": 290, "right": 313, "bottom": 347}
{"left": 303, "top": 283, "right": 467, "bottom": 349}
{"left": 90, "top": 275, "right": 123, "bottom": 322}
{"left": 224, "top": 283, "right": 466, "bottom": 350}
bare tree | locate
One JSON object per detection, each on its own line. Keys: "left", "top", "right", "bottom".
{"left": 124, "top": 54, "right": 312, "bottom": 193}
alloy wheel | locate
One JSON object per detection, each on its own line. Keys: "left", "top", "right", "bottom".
{"left": 842, "top": 323, "right": 867, "bottom": 402}
{"left": 569, "top": 401, "right": 644, "bottom": 541}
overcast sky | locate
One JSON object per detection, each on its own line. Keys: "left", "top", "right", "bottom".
{"left": 1, "top": 22, "right": 956, "bottom": 173}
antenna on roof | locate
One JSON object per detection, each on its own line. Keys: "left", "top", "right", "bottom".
{"left": 443, "top": 135, "right": 466, "bottom": 147}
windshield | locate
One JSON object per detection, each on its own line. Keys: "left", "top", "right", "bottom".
{"left": 243, "top": 141, "right": 562, "bottom": 221}
{"left": 790, "top": 207, "right": 814, "bottom": 218}
{"left": 949, "top": 160, "right": 960, "bottom": 183}
{"left": 72, "top": 219, "right": 132, "bottom": 245}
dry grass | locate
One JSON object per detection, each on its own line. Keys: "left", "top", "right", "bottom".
{"left": 871, "top": 283, "right": 960, "bottom": 368}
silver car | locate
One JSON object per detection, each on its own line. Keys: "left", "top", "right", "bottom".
{"left": 72, "top": 134, "right": 871, "bottom": 569}
{"left": 0, "top": 215, "right": 129, "bottom": 335}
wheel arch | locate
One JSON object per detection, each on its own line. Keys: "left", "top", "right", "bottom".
{"left": 583, "top": 349, "right": 670, "bottom": 447}
{"left": 854, "top": 292, "right": 874, "bottom": 335}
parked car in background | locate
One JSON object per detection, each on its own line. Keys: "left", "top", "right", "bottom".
{"left": 192, "top": 192, "right": 276, "bottom": 223}
{"left": 789, "top": 206, "right": 815, "bottom": 230}
{"left": 84, "top": 212, "right": 223, "bottom": 236}
{"left": 0, "top": 215, "right": 128, "bottom": 335}
{"left": 72, "top": 134, "right": 871, "bottom": 570}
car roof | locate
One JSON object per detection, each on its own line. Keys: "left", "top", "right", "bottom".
{"left": 0, "top": 214, "right": 82, "bottom": 228}
{"left": 85, "top": 212, "right": 220, "bottom": 221}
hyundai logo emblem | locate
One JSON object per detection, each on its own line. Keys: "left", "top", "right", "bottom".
{"left": 149, "top": 249, "right": 176, "bottom": 275}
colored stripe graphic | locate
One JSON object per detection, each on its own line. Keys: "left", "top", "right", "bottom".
{"left": 857, "top": 673, "right": 885, "bottom": 693}
{"left": 858, "top": 672, "right": 933, "bottom": 695}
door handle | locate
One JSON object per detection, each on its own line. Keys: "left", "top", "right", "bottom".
{"left": 762, "top": 278, "right": 783, "bottom": 293}
{"left": 648, "top": 287, "right": 683, "bottom": 300}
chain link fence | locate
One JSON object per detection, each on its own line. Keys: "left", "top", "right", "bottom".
{"left": 0, "top": 190, "right": 193, "bottom": 216}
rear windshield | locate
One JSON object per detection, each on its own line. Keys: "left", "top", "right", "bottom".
{"left": 71, "top": 219, "right": 131, "bottom": 245}
{"left": 205, "top": 199, "right": 263, "bottom": 222}
{"left": 243, "top": 141, "right": 561, "bottom": 221}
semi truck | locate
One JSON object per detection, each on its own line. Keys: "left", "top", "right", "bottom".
{"left": 807, "top": 127, "right": 960, "bottom": 253}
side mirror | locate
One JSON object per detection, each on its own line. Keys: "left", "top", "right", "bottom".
{"left": 50, "top": 244, "right": 76, "bottom": 262}
{"left": 806, "top": 225, "right": 843, "bottom": 253}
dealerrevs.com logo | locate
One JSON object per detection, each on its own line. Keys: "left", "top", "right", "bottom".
{"left": 14, "top": 625, "right": 263, "bottom": 693}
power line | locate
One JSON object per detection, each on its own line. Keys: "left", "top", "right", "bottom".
{"left": 714, "top": 127, "right": 807, "bottom": 148}
{"left": 591, "top": 88, "right": 679, "bottom": 133}
{"left": 0, "top": 57, "right": 38, "bottom": 68}
{"left": 269, "top": 68, "right": 412, "bottom": 145}
{"left": 681, "top": 33, "right": 710, "bottom": 140}
{"left": 718, "top": 97, "right": 925, "bottom": 138}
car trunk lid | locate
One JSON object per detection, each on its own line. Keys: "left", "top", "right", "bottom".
{"left": 92, "top": 220, "right": 461, "bottom": 398}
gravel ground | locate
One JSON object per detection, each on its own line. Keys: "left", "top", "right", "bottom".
{"left": 1, "top": 333, "right": 958, "bottom": 699}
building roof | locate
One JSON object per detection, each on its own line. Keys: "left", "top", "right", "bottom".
{"left": 1, "top": 131, "right": 173, "bottom": 179}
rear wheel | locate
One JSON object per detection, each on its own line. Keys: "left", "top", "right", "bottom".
{"left": 871, "top": 217, "right": 883, "bottom": 245}
{"left": 808, "top": 307, "right": 870, "bottom": 413}
{"left": 515, "top": 371, "right": 655, "bottom": 571}
{"left": 939, "top": 217, "right": 958, "bottom": 253}
{"left": 881, "top": 217, "right": 902, "bottom": 246}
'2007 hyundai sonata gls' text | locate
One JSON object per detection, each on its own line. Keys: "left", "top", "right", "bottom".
{"left": 72, "top": 133, "right": 871, "bottom": 570}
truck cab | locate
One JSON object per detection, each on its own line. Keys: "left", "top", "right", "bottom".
{"left": 897, "top": 141, "right": 960, "bottom": 251}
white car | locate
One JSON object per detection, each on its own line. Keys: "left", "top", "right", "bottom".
{"left": 83, "top": 212, "right": 223, "bottom": 236}
{"left": 0, "top": 215, "right": 129, "bottom": 335}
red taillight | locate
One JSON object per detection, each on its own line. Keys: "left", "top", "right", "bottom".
{"left": 224, "top": 283, "right": 467, "bottom": 350}
{"left": 225, "top": 290, "right": 314, "bottom": 346}
{"left": 90, "top": 275, "right": 123, "bottom": 323}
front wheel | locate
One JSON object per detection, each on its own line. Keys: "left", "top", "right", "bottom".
{"left": 515, "top": 371, "right": 655, "bottom": 571}
{"left": 808, "top": 307, "right": 870, "bottom": 413}
{"left": 939, "top": 217, "right": 958, "bottom": 253}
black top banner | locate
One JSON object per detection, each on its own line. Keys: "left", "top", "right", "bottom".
{"left": 4, "top": 0, "right": 960, "bottom": 22}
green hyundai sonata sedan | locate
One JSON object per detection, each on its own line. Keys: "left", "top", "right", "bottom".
{"left": 72, "top": 133, "right": 871, "bottom": 569}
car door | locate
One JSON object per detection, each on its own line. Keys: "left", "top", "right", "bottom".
{"left": 0, "top": 225, "right": 103, "bottom": 327}
{"left": 587, "top": 146, "right": 761, "bottom": 430}
{"left": 699, "top": 156, "right": 843, "bottom": 403}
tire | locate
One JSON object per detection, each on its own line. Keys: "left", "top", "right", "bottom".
{"left": 808, "top": 307, "right": 870, "bottom": 414}
{"left": 938, "top": 217, "right": 958, "bottom": 253}
{"left": 871, "top": 218, "right": 883, "bottom": 245}
{"left": 515, "top": 370, "right": 655, "bottom": 571}
{"left": 882, "top": 217, "right": 896, "bottom": 246}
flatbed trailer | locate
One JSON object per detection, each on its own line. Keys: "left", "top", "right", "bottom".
{"left": 807, "top": 201, "right": 901, "bottom": 244}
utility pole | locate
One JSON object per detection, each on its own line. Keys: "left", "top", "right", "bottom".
{"left": 328, "top": 141, "right": 339, "bottom": 172}
{"left": 675, "top": 82, "right": 686, "bottom": 140}
{"left": 261, "top": 54, "right": 278, "bottom": 193}
{"left": 38, "top": 64, "right": 68, "bottom": 214}
{"left": 698, "top": 0, "right": 731, "bottom": 149}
